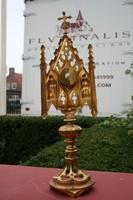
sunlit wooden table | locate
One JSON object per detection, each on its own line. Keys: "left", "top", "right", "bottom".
{"left": 0, "top": 165, "right": 133, "bottom": 200}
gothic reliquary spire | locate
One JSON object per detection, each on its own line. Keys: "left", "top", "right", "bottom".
{"left": 40, "top": 12, "right": 97, "bottom": 117}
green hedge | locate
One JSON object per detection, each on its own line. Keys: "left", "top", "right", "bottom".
{"left": 0, "top": 115, "right": 99, "bottom": 164}
{"left": 23, "top": 125, "right": 133, "bottom": 173}
{"left": 0, "top": 116, "right": 61, "bottom": 164}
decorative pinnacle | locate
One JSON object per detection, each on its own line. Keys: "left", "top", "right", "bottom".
{"left": 40, "top": 45, "right": 47, "bottom": 68}
{"left": 88, "top": 44, "right": 92, "bottom": 49}
{"left": 88, "top": 44, "right": 95, "bottom": 69}
{"left": 58, "top": 11, "right": 72, "bottom": 34}
{"left": 41, "top": 45, "right": 45, "bottom": 51}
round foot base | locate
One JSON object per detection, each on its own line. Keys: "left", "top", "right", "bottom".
{"left": 49, "top": 170, "right": 94, "bottom": 197}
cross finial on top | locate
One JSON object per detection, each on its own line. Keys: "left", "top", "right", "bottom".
{"left": 58, "top": 11, "right": 72, "bottom": 34}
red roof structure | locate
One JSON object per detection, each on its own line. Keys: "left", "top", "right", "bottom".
{"left": 7, "top": 68, "right": 22, "bottom": 91}
{"left": 6, "top": 68, "right": 22, "bottom": 114}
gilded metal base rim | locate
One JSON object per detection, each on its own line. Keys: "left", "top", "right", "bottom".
{"left": 49, "top": 172, "right": 94, "bottom": 197}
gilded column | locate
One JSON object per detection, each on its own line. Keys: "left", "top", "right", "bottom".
{"left": 40, "top": 45, "right": 47, "bottom": 117}
{"left": 88, "top": 44, "right": 97, "bottom": 116}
